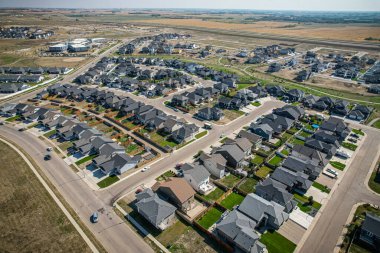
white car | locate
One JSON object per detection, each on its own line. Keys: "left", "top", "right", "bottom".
{"left": 46, "top": 147, "right": 53, "bottom": 152}
{"left": 327, "top": 168, "right": 338, "bottom": 175}
{"left": 141, "top": 166, "right": 150, "bottom": 172}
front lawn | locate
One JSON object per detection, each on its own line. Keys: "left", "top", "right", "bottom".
{"left": 97, "top": 175, "right": 120, "bottom": 188}
{"left": 43, "top": 129, "right": 57, "bottom": 138}
{"left": 204, "top": 187, "right": 225, "bottom": 202}
{"left": 260, "top": 230, "right": 296, "bottom": 253}
{"left": 268, "top": 155, "right": 283, "bottom": 167}
{"left": 281, "top": 149, "right": 290, "bottom": 156}
{"left": 294, "top": 193, "right": 322, "bottom": 210}
{"left": 195, "top": 130, "right": 208, "bottom": 139}
{"left": 220, "top": 174, "right": 241, "bottom": 188}
{"left": 238, "top": 177, "right": 258, "bottom": 193}
{"left": 330, "top": 161, "right": 346, "bottom": 171}
{"left": 312, "top": 182, "right": 331, "bottom": 193}
{"left": 197, "top": 207, "right": 223, "bottom": 230}
{"left": 352, "top": 129, "right": 364, "bottom": 136}
{"left": 220, "top": 192, "right": 245, "bottom": 210}
{"left": 255, "top": 166, "right": 273, "bottom": 179}
{"left": 251, "top": 101, "right": 261, "bottom": 107}
{"left": 342, "top": 142, "right": 358, "bottom": 151}
{"left": 368, "top": 170, "right": 380, "bottom": 194}
{"left": 58, "top": 141, "right": 73, "bottom": 151}
{"left": 373, "top": 119, "right": 380, "bottom": 129}
{"left": 75, "top": 154, "right": 98, "bottom": 165}
{"left": 5, "top": 115, "right": 21, "bottom": 122}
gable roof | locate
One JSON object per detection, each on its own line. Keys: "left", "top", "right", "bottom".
{"left": 182, "top": 163, "right": 210, "bottom": 184}
{"left": 362, "top": 212, "right": 380, "bottom": 237}
{"left": 153, "top": 177, "right": 195, "bottom": 204}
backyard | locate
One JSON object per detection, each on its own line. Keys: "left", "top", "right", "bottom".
{"left": 255, "top": 166, "right": 273, "bottom": 179}
{"left": 251, "top": 155, "right": 265, "bottom": 166}
{"left": 219, "top": 192, "right": 245, "bottom": 210}
{"left": 197, "top": 207, "right": 223, "bottom": 230}
{"left": 219, "top": 174, "right": 241, "bottom": 188}
{"left": 238, "top": 177, "right": 259, "bottom": 194}
{"left": 267, "top": 155, "right": 284, "bottom": 167}
{"left": 204, "top": 187, "right": 225, "bottom": 202}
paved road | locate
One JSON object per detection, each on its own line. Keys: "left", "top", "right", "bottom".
{"left": 0, "top": 125, "right": 154, "bottom": 253}
{"left": 297, "top": 126, "right": 380, "bottom": 253}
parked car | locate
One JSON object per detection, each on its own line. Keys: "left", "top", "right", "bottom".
{"left": 18, "top": 127, "right": 26, "bottom": 132}
{"left": 0, "top": 121, "right": 4, "bottom": 125}
{"left": 348, "top": 138, "right": 357, "bottom": 143}
{"left": 141, "top": 166, "right": 150, "bottom": 172}
{"left": 44, "top": 154, "right": 52, "bottom": 160}
{"left": 46, "top": 147, "right": 53, "bottom": 151}
{"left": 91, "top": 212, "right": 99, "bottom": 223}
{"left": 327, "top": 168, "right": 338, "bottom": 175}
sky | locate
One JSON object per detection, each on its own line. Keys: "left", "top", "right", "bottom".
{"left": 0, "top": 0, "right": 379, "bottom": 12}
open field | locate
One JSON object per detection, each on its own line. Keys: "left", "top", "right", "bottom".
{"left": 0, "top": 140, "right": 91, "bottom": 253}
{"left": 134, "top": 19, "right": 380, "bottom": 42}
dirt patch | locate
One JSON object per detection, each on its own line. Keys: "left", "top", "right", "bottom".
{"left": 0, "top": 140, "right": 91, "bottom": 253}
{"left": 63, "top": 57, "right": 87, "bottom": 62}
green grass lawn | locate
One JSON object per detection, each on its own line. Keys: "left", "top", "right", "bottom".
{"left": 268, "top": 155, "right": 283, "bottom": 167}
{"left": 43, "top": 129, "right": 57, "bottom": 138}
{"left": 5, "top": 115, "right": 21, "bottom": 122}
{"left": 342, "top": 142, "right": 358, "bottom": 151}
{"left": 290, "top": 138, "right": 305, "bottom": 146}
{"left": 125, "top": 143, "right": 139, "bottom": 154}
{"left": 282, "top": 132, "right": 293, "bottom": 141}
{"left": 312, "top": 182, "right": 331, "bottom": 193}
{"left": 368, "top": 171, "right": 380, "bottom": 194}
{"left": 204, "top": 187, "right": 225, "bottom": 202}
{"left": 220, "top": 174, "right": 241, "bottom": 188}
{"left": 219, "top": 192, "right": 245, "bottom": 210}
{"left": 281, "top": 149, "right": 290, "bottom": 156}
{"left": 251, "top": 101, "right": 261, "bottom": 107}
{"left": 373, "top": 119, "right": 380, "bottom": 129}
{"left": 297, "top": 202, "right": 312, "bottom": 213}
{"left": 149, "top": 131, "right": 177, "bottom": 148}
{"left": 97, "top": 175, "right": 120, "bottom": 188}
{"left": 75, "top": 154, "right": 98, "bottom": 166}
{"left": 238, "top": 177, "right": 258, "bottom": 193}
{"left": 195, "top": 130, "right": 208, "bottom": 139}
{"left": 197, "top": 207, "right": 223, "bottom": 230}
{"left": 352, "top": 129, "right": 365, "bottom": 136}
{"left": 121, "top": 119, "right": 138, "bottom": 130}
{"left": 260, "top": 230, "right": 296, "bottom": 253}
{"left": 299, "top": 131, "right": 312, "bottom": 138}
{"left": 330, "top": 161, "right": 346, "bottom": 171}
{"left": 58, "top": 141, "right": 73, "bottom": 151}
{"left": 251, "top": 155, "right": 265, "bottom": 166}
{"left": 294, "top": 193, "right": 322, "bottom": 210}
{"left": 255, "top": 166, "right": 273, "bottom": 179}
{"left": 237, "top": 83, "right": 255, "bottom": 90}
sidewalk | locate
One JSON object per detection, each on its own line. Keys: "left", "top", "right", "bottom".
{"left": 114, "top": 203, "right": 170, "bottom": 253}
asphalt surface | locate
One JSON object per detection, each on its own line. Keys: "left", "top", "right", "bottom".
{"left": 298, "top": 125, "right": 380, "bottom": 253}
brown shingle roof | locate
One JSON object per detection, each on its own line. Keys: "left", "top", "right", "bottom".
{"left": 153, "top": 177, "right": 195, "bottom": 203}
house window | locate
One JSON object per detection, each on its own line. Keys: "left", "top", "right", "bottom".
{"left": 366, "top": 231, "right": 374, "bottom": 237}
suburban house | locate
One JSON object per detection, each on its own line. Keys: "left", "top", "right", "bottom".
{"left": 359, "top": 212, "right": 380, "bottom": 249}
{"left": 198, "top": 152, "right": 228, "bottom": 179}
{"left": 181, "top": 163, "right": 212, "bottom": 194}
{"left": 250, "top": 123, "right": 274, "bottom": 141}
{"left": 319, "top": 117, "right": 350, "bottom": 141}
{"left": 291, "top": 144, "right": 328, "bottom": 167}
{"left": 270, "top": 166, "right": 312, "bottom": 193}
{"left": 97, "top": 153, "right": 141, "bottom": 175}
{"left": 213, "top": 143, "right": 246, "bottom": 168}
{"left": 197, "top": 107, "right": 224, "bottom": 121}
{"left": 135, "top": 190, "right": 177, "bottom": 231}
{"left": 282, "top": 156, "right": 323, "bottom": 180}
{"left": 304, "top": 138, "right": 337, "bottom": 158}
{"left": 238, "top": 193, "right": 289, "bottom": 229}
{"left": 347, "top": 105, "right": 372, "bottom": 121}
{"left": 216, "top": 209, "right": 266, "bottom": 253}
{"left": 237, "top": 130, "right": 262, "bottom": 149}
{"left": 255, "top": 178, "right": 297, "bottom": 213}
{"left": 284, "top": 89, "right": 305, "bottom": 102}
{"left": 171, "top": 124, "right": 199, "bottom": 144}
{"left": 152, "top": 177, "right": 196, "bottom": 213}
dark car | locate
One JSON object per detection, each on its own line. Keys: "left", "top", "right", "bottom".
{"left": 44, "top": 154, "right": 52, "bottom": 160}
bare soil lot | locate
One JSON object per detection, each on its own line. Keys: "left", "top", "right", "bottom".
{"left": 0, "top": 140, "right": 91, "bottom": 253}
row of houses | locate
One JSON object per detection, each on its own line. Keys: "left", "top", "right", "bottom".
{"left": 0, "top": 66, "right": 71, "bottom": 75}
{"left": 0, "top": 83, "right": 29, "bottom": 94}
{"left": 0, "top": 74, "right": 44, "bottom": 83}
{"left": 0, "top": 26, "right": 54, "bottom": 39}
{"left": 118, "top": 33, "right": 190, "bottom": 55}
{"left": 0, "top": 103, "right": 142, "bottom": 176}
{"left": 265, "top": 84, "right": 373, "bottom": 121}
{"left": 44, "top": 84, "right": 200, "bottom": 144}
{"left": 246, "top": 45, "right": 296, "bottom": 64}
